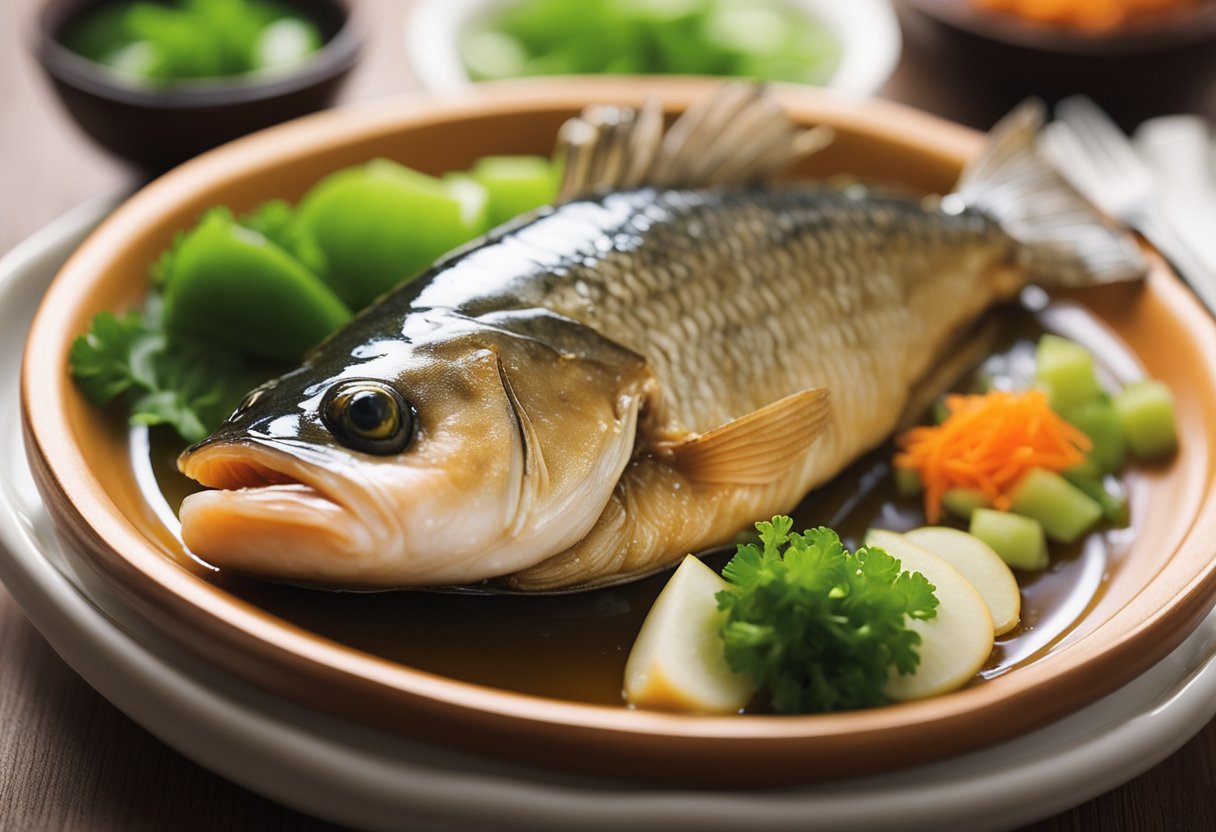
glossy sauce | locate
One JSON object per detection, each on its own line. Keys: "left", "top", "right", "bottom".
{"left": 145, "top": 300, "right": 1133, "bottom": 708}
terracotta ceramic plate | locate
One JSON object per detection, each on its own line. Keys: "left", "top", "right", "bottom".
{"left": 20, "top": 79, "right": 1216, "bottom": 785}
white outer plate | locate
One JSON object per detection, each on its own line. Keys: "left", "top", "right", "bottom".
{"left": 405, "top": 0, "right": 901, "bottom": 97}
{"left": 3, "top": 201, "right": 1216, "bottom": 832}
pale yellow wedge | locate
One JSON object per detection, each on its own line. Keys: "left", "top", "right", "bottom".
{"left": 624, "top": 555, "right": 755, "bottom": 713}
{"left": 865, "top": 530, "right": 995, "bottom": 701}
{"left": 906, "top": 526, "right": 1021, "bottom": 636}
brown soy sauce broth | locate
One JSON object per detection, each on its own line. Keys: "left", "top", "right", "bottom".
{"left": 145, "top": 299, "right": 1133, "bottom": 708}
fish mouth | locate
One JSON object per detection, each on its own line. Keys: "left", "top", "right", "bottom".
{"left": 178, "top": 442, "right": 370, "bottom": 576}
{"left": 180, "top": 440, "right": 344, "bottom": 509}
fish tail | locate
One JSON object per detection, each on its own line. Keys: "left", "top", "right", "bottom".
{"left": 555, "top": 82, "right": 832, "bottom": 201}
{"left": 952, "top": 100, "right": 1146, "bottom": 287}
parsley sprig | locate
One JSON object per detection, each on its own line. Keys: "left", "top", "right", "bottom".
{"left": 69, "top": 305, "right": 250, "bottom": 443}
{"left": 716, "top": 517, "right": 939, "bottom": 714}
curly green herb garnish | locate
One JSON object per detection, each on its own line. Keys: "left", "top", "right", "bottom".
{"left": 716, "top": 517, "right": 939, "bottom": 714}
{"left": 69, "top": 307, "right": 251, "bottom": 443}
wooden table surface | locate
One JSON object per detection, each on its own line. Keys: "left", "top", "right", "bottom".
{"left": 2, "top": 1, "right": 1215, "bottom": 829}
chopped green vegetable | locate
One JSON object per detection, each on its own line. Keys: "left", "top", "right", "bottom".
{"left": 1114, "top": 380, "right": 1178, "bottom": 460}
{"left": 239, "top": 199, "right": 329, "bottom": 278}
{"left": 469, "top": 156, "right": 560, "bottom": 228}
{"left": 160, "top": 209, "right": 351, "bottom": 361}
{"left": 460, "top": 31, "right": 530, "bottom": 81}
{"left": 60, "top": 0, "right": 322, "bottom": 84}
{"left": 253, "top": 16, "right": 322, "bottom": 71}
{"left": 969, "top": 508, "right": 1049, "bottom": 571}
{"left": 297, "top": 160, "right": 491, "bottom": 309}
{"left": 69, "top": 309, "right": 249, "bottom": 443}
{"left": 715, "top": 516, "right": 939, "bottom": 714}
{"left": 463, "top": 0, "right": 840, "bottom": 86}
{"left": 941, "top": 487, "right": 993, "bottom": 520}
{"left": 1062, "top": 466, "right": 1130, "bottom": 527}
{"left": 124, "top": 2, "right": 228, "bottom": 78}
{"left": 1035, "top": 334, "right": 1102, "bottom": 413}
{"left": 893, "top": 466, "right": 923, "bottom": 498}
{"left": 931, "top": 397, "right": 950, "bottom": 424}
{"left": 1063, "top": 397, "right": 1126, "bottom": 474}
{"left": 1009, "top": 467, "right": 1103, "bottom": 543}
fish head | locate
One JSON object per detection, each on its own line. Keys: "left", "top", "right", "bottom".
{"left": 177, "top": 310, "right": 653, "bottom": 587}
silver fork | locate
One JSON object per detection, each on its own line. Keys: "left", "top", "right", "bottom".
{"left": 1042, "top": 96, "right": 1216, "bottom": 316}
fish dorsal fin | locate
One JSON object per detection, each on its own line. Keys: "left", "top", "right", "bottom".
{"left": 555, "top": 83, "right": 833, "bottom": 201}
{"left": 667, "top": 388, "right": 831, "bottom": 486}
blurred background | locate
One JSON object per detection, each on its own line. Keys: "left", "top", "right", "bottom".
{"left": 6, "top": 0, "right": 1216, "bottom": 260}
{"left": 2, "top": 0, "right": 1216, "bottom": 829}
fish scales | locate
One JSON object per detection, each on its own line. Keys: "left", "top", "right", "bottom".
{"left": 509, "top": 187, "right": 1009, "bottom": 464}
{"left": 412, "top": 186, "right": 1011, "bottom": 586}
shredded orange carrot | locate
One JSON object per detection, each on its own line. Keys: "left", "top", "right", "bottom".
{"left": 894, "top": 389, "right": 1092, "bottom": 524}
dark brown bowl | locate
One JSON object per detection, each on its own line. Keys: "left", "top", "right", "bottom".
{"left": 34, "top": 0, "right": 363, "bottom": 172}
{"left": 898, "top": 0, "right": 1216, "bottom": 129}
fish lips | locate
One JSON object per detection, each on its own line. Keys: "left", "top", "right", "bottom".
{"left": 177, "top": 439, "right": 373, "bottom": 577}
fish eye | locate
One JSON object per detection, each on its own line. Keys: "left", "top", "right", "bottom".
{"left": 320, "top": 379, "right": 414, "bottom": 455}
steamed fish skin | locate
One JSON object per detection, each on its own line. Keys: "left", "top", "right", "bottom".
{"left": 178, "top": 88, "right": 1144, "bottom": 591}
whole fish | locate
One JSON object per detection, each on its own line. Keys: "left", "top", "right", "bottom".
{"left": 178, "top": 86, "right": 1144, "bottom": 592}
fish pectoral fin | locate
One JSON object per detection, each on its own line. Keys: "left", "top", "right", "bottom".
{"left": 665, "top": 387, "right": 831, "bottom": 486}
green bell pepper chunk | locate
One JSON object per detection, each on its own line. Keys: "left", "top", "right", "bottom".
{"left": 297, "top": 159, "right": 489, "bottom": 310}
{"left": 470, "top": 156, "right": 559, "bottom": 228}
{"left": 162, "top": 210, "right": 351, "bottom": 361}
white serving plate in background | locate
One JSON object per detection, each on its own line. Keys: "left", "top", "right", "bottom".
{"left": 405, "top": 0, "right": 902, "bottom": 96}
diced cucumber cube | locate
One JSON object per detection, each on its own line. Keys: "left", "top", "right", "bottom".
{"left": 932, "top": 397, "right": 950, "bottom": 424}
{"left": 492, "top": 0, "right": 608, "bottom": 52}
{"left": 941, "top": 488, "right": 993, "bottom": 520}
{"left": 461, "top": 31, "right": 529, "bottom": 81}
{"left": 469, "top": 156, "right": 559, "bottom": 228}
{"left": 1063, "top": 457, "right": 1102, "bottom": 482}
{"left": 100, "top": 40, "right": 161, "bottom": 78}
{"left": 893, "top": 467, "right": 923, "bottom": 497}
{"left": 970, "top": 508, "right": 1049, "bottom": 571}
{"left": 651, "top": 22, "right": 734, "bottom": 75}
{"left": 1061, "top": 468, "right": 1130, "bottom": 527}
{"left": 1035, "top": 334, "right": 1102, "bottom": 412}
{"left": 1113, "top": 380, "right": 1177, "bottom": 460}
{"left": 702, "top": 6, "right": 788, "bottom": 59}
{"left": 1009, "top": 468, "right": 1103, "bottom": 543}
{"left": 1064, "top": 398, "right": 1126, "bottom": 473}
{"left": 253, "top": 17, "right": 322, "bottom": 72}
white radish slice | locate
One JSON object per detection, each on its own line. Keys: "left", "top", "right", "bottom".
{"left": 906, "top": 526, "right": 1022, "bottom": 636}
{"left": 865, "top": 530, "right": 996, "bottom": 702}
{"left": 624, "top": 556, "right": 754, "bottom": 714}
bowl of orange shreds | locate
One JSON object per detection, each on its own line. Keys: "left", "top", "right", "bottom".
{"left": 901, "top": 0, "right": 1216, "bottom": 128}
{"left": 972, "top": 0, "right": 1212, "bottom": 36}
